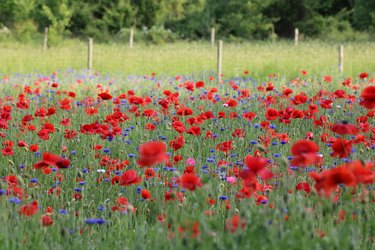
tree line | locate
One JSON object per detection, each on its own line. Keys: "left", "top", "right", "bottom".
{"left": 1, "top": 0, "right": 374, "bottom": 43}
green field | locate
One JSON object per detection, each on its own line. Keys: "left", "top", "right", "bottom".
{"left": 1, "top": 40, "right": 375, "bottom": 78}
{"left": 1, "top": 41, "right": 375, "bottom": 249}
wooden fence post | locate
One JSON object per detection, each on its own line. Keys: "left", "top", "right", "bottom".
{"left": 294, "top": 28, "right": 299, "bottom": 46}
{"left": 43, "top": 27, "right": 48, "bottom": 51}
{"left": 217, "top": 40, "right": 223, "bottom": 83}
{"left": 130, "top": 29, "right": 134, "bottom": 49}
{"left": 88, "top": 38, "right": 93, "bottom": 71}
{"left": 211, "top": 28, "right": 215, "bottom": 48}
{"left": 339, "top": 45, "right": 344, "bottom": 73}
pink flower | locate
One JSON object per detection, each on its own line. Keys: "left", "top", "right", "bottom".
{"left": 226, "top": 176, "right": 237, "bottom": 184}
{"left": 186, "top": 158, "right": 196, "bottom": 166}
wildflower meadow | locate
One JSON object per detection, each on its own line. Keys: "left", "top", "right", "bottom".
{"left": 0, "top": 66, "right": 374, "bottom": 249}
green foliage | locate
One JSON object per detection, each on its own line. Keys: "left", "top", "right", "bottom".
{"left": 0, "top": 0, "right": 375, "bottom": 43}
{"left": 213, "top": 0, "right": 275, "bottom": 40}
{"left": 116, "top": 27, "right": 178, "bottom": 44}
{"left": 353, "top": 0, "right": 375, "bottom": 32}
{"left": 141, "top": 26, "right": 178, "bottom": 44}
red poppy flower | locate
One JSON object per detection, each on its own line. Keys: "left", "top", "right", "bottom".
{"left": 295, "top": 182, "right": 311, "bottom": 193}
{"left": 56, "top": 158, "right": 70, "bottom": 169}
{"left": 359, "top": 72, "right": 369, "bottom": 79}
{"left": 265, "top": 108, "right": 278, "bottom": 120}
{"left": 310, "top": 166, "right": 356, "bottom": 196}
{"left": 172, "top": 121, "right": 185, "bottom": 133}
{"left": 42, "top": 168, "right": 53, "bottom": 175}
{"left": 323, "top": 76, "right": 332, "bottom": 82}
{"left": 320, "top": 100, "right": 332, "bottom": 109}
{"left": 19, "top": 200, "right": 38, "bottom": 217}
{"left": 347, "top": 161, "right": 375, "bottom": 184}
{"left": 216, "top": 140, "right": 233, "bottom": 153}
{"left": 169, "top": 135, "right": 185, "bottom": 151}
{"left": 120, "top": 170, "right": 142, "bottom": 186}
{"left": 195, "top": 81, "right": 205, "bottom": 88}
{"left": 41, "top": 215, "right": 53, "bottom": 226}
{"left": 34, "top": 152, "right": 70, "bottom": 169}
{"left": 176, "top": 107, "right": 193, "bottom": 116}
{"left": 178, "top": 173, "right": 202, "bottom": 191}
{"left": 292, "top": 94, "right": 307, "bottom": 105}
{"left": 290, "top": 140, "right": 320, "bottom": 167}
{"left": 225, "top": 99, "right": 237, "bottom": 108}
{"left": 5, "top": 175, "right": 18, "bottom": 186}
{"left": 98, "top": 92, "right": 112, "bottom": 100}
{"left": 225, "top": 214, "right": 247, "bottom": 234}
{"left": 330, "top": 139, "right": 352, "bottom": 158}
{"left": 28, "top": 144, "right": 38, "bottom": 153}
{"left": 37, "top": 129, "right": 50, "bottom": 140}
{"left": 283, "top": 88, "right": 293, "bottom": 97}
{"left": 359, "top": 86, "right": 375, "bottom": 110}
{"left": 240, "top": 156, "right": 273, "bottom": 180}
{"left": 243, "top": 111, "right": 257, "bottom": 122}
{"left": 232, "top": 128, "right": 245, "bottom": 138}
{"left": 34, "top": 152, "right": 60, "bottom": 169}
{"left": 17, "top": 140, "right": 28, "bottom": 148}
{"left": 136, "top": 141, "right": 169, "bottom": 167}
{"left": 144, "top": 168, "right": 156, "bottom": 179}
{"left": 331, "top": 122, "right": 359, "bottom": 135}
{"left": 116, "top": 197, "right": 129, "bottom": 205}
{"left": 2, "top": 146, "right": 14, "bottom": 156}
{"left": 186, "top": 126, "right": 201, "bottom": 136}
{"left": 145, "top": 123, "right": 156, "bottom": 131}
{"left": 141, "top": 189, "right": 151, "bottom": 200}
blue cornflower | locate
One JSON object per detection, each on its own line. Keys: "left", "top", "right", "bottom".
{"left": 9, "top": 197, "right": 21, "bottom": 204}
{"left": 85, "top": 218, "right": 96, "bottom": 225}
{"left": 59, "top": 209, "right": 68, "bottom": 215}
{"left": 207, "top": 158, "right": 215, "bottom": 163}
{"left": 96, "top": 218, "right": 105, "bottom": 225}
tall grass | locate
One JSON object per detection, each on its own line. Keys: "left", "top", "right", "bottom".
{"left": 1, "top": 40, "right": 375, "bottom": 78}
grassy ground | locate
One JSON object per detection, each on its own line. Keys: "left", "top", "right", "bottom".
{"left": 0, "top": 41, "right": 375, "bottom": 249}
{"left": 1, "top": 40, "right": 375, "bottom": 78}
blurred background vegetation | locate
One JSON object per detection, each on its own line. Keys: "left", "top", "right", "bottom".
{"left": 0, "top": 0, "right": 375, "bottom": 45}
